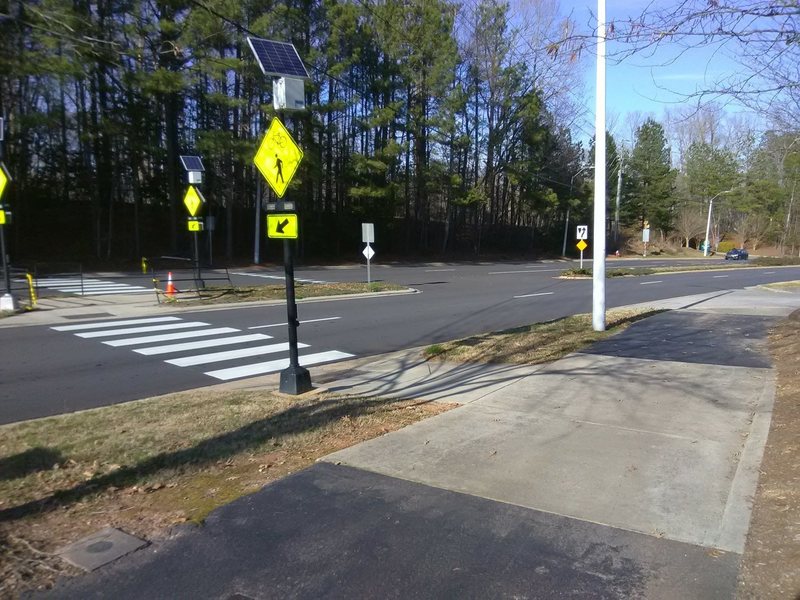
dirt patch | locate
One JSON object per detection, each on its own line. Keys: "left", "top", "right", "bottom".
{"left": 0, "top": 390, "right": 453, "bottom": 598}
{"left": 737, "top": 310, "right": 800, "bottom": 599}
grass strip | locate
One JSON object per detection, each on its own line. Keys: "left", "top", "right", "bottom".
{"left": 424, "top": 308, "right": 659, "bottom": 364}
{"left": 168, "top": 281, "right": 407, "bottom": 304}
{"left": 0, "top": 390, "right": 451, "bottom": 524}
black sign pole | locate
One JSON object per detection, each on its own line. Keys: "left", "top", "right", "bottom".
{"left": 0, "top": 122, "right": 10, "bottom": 296}
{"left": 280, "top": 236, "right": 311, "bottom": 394}
{"left": 0, "top": 222, "right": 9, "bottom": 295}
{"left": 193, "top": 229, "right": 202, "bottom": 289}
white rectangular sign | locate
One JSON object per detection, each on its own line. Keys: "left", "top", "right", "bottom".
{"left": 642, "top": 228, "right": 650, "bottom": 243}
{"left": 362, "top": 223, "right": 375, "bottom": 244}
{"left": 576, "top": 225, "right": 588, "bottom": 240}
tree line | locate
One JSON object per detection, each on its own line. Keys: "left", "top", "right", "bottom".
{"left": 1, "top": 0, "right": 798, "bottom": 264}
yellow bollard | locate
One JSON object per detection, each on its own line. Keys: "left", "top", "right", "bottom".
{"left": 26, "top": 273, "right": 37, "bottom": 308}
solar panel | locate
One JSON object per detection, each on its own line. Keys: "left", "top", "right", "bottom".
{"left": 179, "top": 155, "right": 205, "bottom": 172}
{"left": 247, "top": 37, "right": 310, "bottom": 80}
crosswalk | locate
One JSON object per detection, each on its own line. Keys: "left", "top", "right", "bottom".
{"left": 51, "top": 316, "right": 353, "bottom": 381}
{"left": 34, "top": 277, "right": 152, "bottom": 296}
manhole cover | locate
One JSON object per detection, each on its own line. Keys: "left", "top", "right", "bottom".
{"left": 56, "top": 527, "right": 148, "bottom": 571}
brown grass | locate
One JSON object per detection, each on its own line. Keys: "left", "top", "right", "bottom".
{"left": 423, "top": 308, "right": 658, "bottom": 364}
{"left": 0, "top": 389, "right": 453, "bottom": 596}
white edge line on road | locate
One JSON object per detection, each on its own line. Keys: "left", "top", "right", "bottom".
{"left": 713, "top": 275, "right": 729, "bottom": 278}
{"left": 248, "top": 316, "right": 341, "bottom": 330}
{"left": 513, "top": 292, "right": 555, "bottom": 299}
{"left": 229, "top": 271, "right": 328, "bottom": 284}
{"left": 489, "top": 269, "right": 564, "bottom": 275}
{"left": 640, "top": 281, "right": 663, "bottom": 285}
{"left": 424, "top": 269, "right": 455, "bottom": 272}
{"left": 764, "top": 271, "right": 776, "bottom": 274}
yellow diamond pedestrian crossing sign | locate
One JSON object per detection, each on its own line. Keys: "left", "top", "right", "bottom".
{"left": 0, "top": 163, "right": 10, "bottom": 201}
{"left": 183, "top": 186, "right": 205, "bottom": 217}
{"left": 254, "top": 117, "right": 303, "bottom": 198}
{"left": 576, "top": 239, "right": 588, "bottom": 251}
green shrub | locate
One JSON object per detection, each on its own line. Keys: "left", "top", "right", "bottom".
{"left": 717, "top": 240, "right": 736, "bottom": 253}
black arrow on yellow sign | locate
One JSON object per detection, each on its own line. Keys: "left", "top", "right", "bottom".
{"left": 276, "top": 218, "right": 290, "bottom": 234}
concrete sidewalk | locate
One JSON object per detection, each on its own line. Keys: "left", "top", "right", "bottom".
{"left": 45, "top": 287, "right": 800, "bottom": 599}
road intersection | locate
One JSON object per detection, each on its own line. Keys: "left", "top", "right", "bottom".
{"left": 2, "top": 259, "right": 799, "bottom": 424}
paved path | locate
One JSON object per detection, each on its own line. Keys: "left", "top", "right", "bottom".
{"left": 42, "top": 287, "right": 800, "bottom": 598}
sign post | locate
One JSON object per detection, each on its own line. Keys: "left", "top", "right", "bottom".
{"left": 257, "top": 116, "right": 311, "bottom": 395}
{"left": 182, "top": 184, "right": 205, "bottom": 288}
{"left": 0, "top": 118, "right": 15, "bottom": 311}
{"left": 362, "top": 223, "right": 375, "bottom": 285}
{"left": 179, "top": 155, "right": 206, "bottom": 289}
{"left": 642, "top": 220, "right": 650, "bottom": 257}
{"left": 576, "top": 225, "right": 588, "bottom": 270}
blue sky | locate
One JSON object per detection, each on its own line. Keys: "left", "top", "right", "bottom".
{"left": 559, "top": 0, "right": 747, "bottom": 141}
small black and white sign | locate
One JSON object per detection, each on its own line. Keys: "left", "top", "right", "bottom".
{"left": 576, "top": 225, "right": 588, "bottom": 240}
{"left": 362, "top": 245, "right": 375, "bottom": 260}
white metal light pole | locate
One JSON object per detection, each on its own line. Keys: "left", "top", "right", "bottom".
{"left": 703, "top": 189, "right": 734, "bottom": 256}
{"left": 592, "top": 0, "right": 607, "bottom": 332}
{"left": 703, "top": 197, "right": 713, "bottom": 257}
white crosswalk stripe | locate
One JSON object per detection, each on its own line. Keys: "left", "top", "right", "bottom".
{"left": 51, "top": 317, "right": 353, "bottom": 382}
{"left": 205, "top": 351, "right": 354, "bottom": 381}
{"left": 133, "top": 333, "right": 271, "bottom": 355}
{"left": 53, "top": 317, "right": 181, "bottom": 332}
{"left": 76, "top": 321, "right": 210, "bottom": 338}
{"left": 165, "top": 342, "right": 307, "bottom": 367}
{"left": 36, "top": 277, "right": 151, "bottom": 296}
{"left": 105, "top": 327, "right": 240, "bottom": 347}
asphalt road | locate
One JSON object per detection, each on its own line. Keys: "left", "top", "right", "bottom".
{"left": 2, "top": 259, "right": 799, "bottom": 424}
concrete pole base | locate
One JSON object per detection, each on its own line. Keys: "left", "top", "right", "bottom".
{"left": 280, "top": 365, "right": 312, "bottom": 395}
{"left": 0, "top": 293, "right": 17, "bottom": 312}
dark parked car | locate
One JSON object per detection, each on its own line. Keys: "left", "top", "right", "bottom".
{"left": 725, "top": 248, "right": 749, "bottom": 260}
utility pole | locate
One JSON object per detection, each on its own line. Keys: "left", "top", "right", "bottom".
{"left": 614, "top": 164, "right": 622, "bottom": 246}
{"left": 592, "top": 0, "right": 607, "bottom": 332}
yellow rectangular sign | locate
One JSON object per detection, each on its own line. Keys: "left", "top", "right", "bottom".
{"left": 188, "top": 219, "right": 203, "bottom": 232}
{"left": 0, "top": 211, "right": 5, "bottom": 226}
{"left": 267, "top": 213, "right": 298, "bottom": 239}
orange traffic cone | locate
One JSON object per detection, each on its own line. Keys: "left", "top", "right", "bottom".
{"left": 165, "top": 271, "right": 177, "bottom": 297}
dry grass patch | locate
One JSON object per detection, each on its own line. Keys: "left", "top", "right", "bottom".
{"left": 0, "top": 389, "right": 453, "bottom": 596}
{"left": 170, "top": 281, "right": 407, "bottom": 304}
{"left": 761, "top": 280, "right": 800, "bottom": 291}
{"left": 424, "top": 308, "right": 659, "bottom": 364}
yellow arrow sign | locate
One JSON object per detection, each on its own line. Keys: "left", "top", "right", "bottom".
{"left": 254, "top": 117, "right": 303, "bottom": 198}
{"left": 576, "top": 239, "right": 588, "bottom": 251}
{"left": 187, "top": 218, "right": 203, "bottom": 232}
{"left": 0, "top": 163, "right": 10, "bottom": 201}
{"left": 267, "top": 213, "right": 298, "bottom": 239}
{"left": 183, "top": 186, "right": 205, "bottom": 217}
{"left": 0, "top": 211, "right": 6, "bottom": 226}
